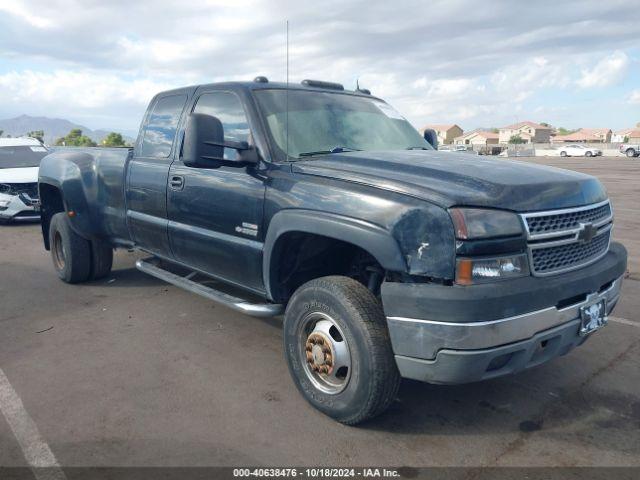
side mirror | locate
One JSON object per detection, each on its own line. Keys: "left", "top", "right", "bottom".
{"left": 423, "top": 129, "right": 438, "bottom": 149}
{"left": 182, "top": 113, "right": 258, "bottom": 168}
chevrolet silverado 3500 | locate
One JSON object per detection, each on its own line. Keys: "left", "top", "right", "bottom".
{"left": 38, "top": 78, "right": 627, "bottom": 424}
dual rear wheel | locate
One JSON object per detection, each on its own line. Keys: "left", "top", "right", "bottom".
{"left": 49, "top": 212, "right": 113, "bottom": 283}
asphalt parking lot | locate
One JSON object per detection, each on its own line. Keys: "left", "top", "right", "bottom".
{"left": 0, "top": 156, "right": 639, "bottom": 469}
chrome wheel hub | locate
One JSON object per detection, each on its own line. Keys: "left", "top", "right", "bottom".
{"left": 300, "top": 312, "right": 351, "bottom": 394}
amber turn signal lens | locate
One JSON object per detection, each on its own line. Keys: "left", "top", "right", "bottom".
{"left": 456, "top": 259, "right": 473, "bottom": 285}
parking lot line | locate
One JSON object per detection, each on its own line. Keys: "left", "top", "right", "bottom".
{"left": 609, "top": 316, "right": 640, "bottom": 328}
{"left": 0, "top": 368, "right": 66, "bottom": 480}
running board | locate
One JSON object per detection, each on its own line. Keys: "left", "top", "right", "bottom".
{"left": 135, "top": 258, "right": 284, "bottom": 318}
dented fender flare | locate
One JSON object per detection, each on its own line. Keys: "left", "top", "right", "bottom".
{"left": 262, "top": 209, "right": 407, "bottom": 300}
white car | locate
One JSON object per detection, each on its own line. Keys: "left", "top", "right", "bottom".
{"left": 558, "top": 144, "right": 602, "bottom": 157}
{"left": 0, "top": 138, "right": 48, "bottom": 223}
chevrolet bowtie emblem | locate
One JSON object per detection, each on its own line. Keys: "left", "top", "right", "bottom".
{"left": 577, "top": 222, "right": 598, "bottom": 243}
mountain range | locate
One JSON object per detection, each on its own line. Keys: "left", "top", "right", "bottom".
{"left": 0, "top": 115, "right": 136, "bottom": 145}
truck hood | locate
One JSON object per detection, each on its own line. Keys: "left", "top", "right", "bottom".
{"left": 291, "top": 150, "right": 606, "bottom": 211}
{"left": 0, "top": 167, "right": 39, "bottom": 184}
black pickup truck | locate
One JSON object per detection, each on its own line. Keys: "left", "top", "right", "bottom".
{"left": 38, "top": 78, "right": 627, "bottom": 424}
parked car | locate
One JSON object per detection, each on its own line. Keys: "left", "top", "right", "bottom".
{"left": 0, "top": 137, "right": 47, "bottom": 223}
{"left": 558, "top": 144, "right": 602, "bottom": 157}
{"left": 619, "top": 143, "right": 640, "bottom": 157}
{"left": 38, "top": 79, "right": 627, "bottom": 424}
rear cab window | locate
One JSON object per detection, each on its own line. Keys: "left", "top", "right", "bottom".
{"left": 140, "top": 94, "right": 188, "bottom": 158}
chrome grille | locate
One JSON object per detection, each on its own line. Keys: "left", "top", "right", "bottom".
{"left": 531, "top": 230, "right": 610, "bottom": 274}
{"left": 521, "top": 200, "right": 613, "bottom": 276}
{"left": 525, "top": 203, "right": 611, "bottom": 237}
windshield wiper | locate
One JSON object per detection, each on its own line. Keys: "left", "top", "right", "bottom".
{"left": 298, "top": 146, "right": 362, "bottom": 158}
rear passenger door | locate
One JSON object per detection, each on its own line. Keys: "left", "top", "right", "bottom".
{"left": 126, "top": 93, "right": 188, "bottom": 257}
{"left": 167, "top": 89, "right": 266, "bottom": 293}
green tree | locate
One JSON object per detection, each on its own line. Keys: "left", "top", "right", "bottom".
{"left": 27, "top": 130, "right": 45, "bottom": 143}
{"left": 55, "top": 128, "right": 97, "bottom": 147}
{"left": 491, "top": 128, "right": 499, "bottom": 133}
{"left": 508, "top": 134, "right": 526, "bottom": 144}
{"left": 0, "top": 129, "right": 3, "bottom": 137}
{"left": 101, "top": 132, "right": 126, "bottom": 147}
{"left": 557, "top": 127, "right": 578, "bottom": 136}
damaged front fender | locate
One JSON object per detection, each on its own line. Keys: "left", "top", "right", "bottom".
{"left": 391, "top": 204, "right": 456, "bottom": 279}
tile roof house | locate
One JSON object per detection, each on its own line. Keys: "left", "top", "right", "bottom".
{"left": 612, "top": 128, "right": 637, "bottom": 143}
{"left": 420, "top": 124, "right": 463, "bottom": 145}
{"left": 628, "top": 129, "right": 640, "bottom": 143}
{"left": 453, "top": 129, "right": 499, "bottom": 146}
{"left": 551, "top": 128, "right": 612, "bottom": 143}
{"left": 498, "top": 121, "right": 552, "bottom": 144}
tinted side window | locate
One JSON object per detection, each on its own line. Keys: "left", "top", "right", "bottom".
{"left": 141, "top": 94, "right": 188, "bottom": 158}
{"left": 193, "top": 92, "right": 249, "bottom": 159}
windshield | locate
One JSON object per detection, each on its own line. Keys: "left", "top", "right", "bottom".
{"left": 254, "top": 89, "right": 431, "bottom": 161}
{"left": 0, "top": 145, "right": 48, "bottom": 169}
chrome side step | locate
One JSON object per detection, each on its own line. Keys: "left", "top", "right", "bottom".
{"left": 135, "top": 258, "right": 284, "bottom": 318}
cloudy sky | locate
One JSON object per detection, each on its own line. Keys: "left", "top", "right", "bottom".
{"left": 0, "top": 0, "right": 639, "bottom": 135}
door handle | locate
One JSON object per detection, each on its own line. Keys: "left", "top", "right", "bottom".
{"left": 169, "top": 175, "right": 184, "bottom": 190}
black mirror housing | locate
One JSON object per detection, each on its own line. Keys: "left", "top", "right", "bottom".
{"left": 423, "top": 129, "right": 438, "bottom": 149}
{"left": 182, "top": 113, "right": 258, "bottom": 168}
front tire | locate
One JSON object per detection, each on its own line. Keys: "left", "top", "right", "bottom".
{"left": 49, "top": 212, "right": 92, "bottom": 283}
{"left": 560, "top": 151, "right": 567, "bottom": 157}
{"left": 627, "top": 148, "right": 637, "bottom": 158}
{"left": 585, "top": 151, "right": 593, "bottom": 157}
{"left": 283, "top": 276, "right": 400, "bottom": 425}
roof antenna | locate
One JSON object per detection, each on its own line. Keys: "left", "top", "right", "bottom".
{"left": 286, "top": 20, "right": 290, "bottom": 161}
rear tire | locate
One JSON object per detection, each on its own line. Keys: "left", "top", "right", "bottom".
{"left": 560, "top": 151, "right": 567, "bottom": 157}
{"left": 90, "top": 240, "right": 113, "bottom": 280}
{"left": 585, "top": 151, "right": 593, "bottom": 157}
{"left": 49, "top": 212, "right": 91, "bottom": 283}
{"left": 283, "top": 276, "right": 400, "bottom": 425}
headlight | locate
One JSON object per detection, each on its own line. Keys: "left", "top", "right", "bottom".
{"left": 456, "top": 254, "right": 529, "bottom": 285}
{"left": 449, "top": 208, "right": 522, "bottom": 239}
{"left": 0, "top": 199, "right": 10, "bottom": 209}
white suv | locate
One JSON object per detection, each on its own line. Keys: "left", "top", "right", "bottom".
{"left": 558, "top": 144, "right": 602, "bottom": 157}
{"left": 0, "top": 138, "right": 48, "bottom": 223}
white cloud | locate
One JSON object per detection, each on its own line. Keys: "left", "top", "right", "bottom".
{"left": 0, "top": 1, "right": 54, "bottom": 29}
{"left": 629, "top": 89, "right": 640, "bottom": 104}
{"left": 0, "top": 0, "right": 638, "bottom": 129}
{"left": 576, "top": 51, "right": 629, "bottom": 88}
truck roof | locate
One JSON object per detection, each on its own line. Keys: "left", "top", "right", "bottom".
{"left": 156, "top": 79, "right": 379, "bottom": 100}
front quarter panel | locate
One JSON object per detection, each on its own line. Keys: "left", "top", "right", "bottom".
{"left": 264, "top": 168, "right": 456, "bottom": 280}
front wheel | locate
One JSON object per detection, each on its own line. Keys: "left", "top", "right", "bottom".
{"left": 627, "top": 148, "right": 637, "bottom": 158}
{"left": 585, "top": 151, "right": 593, "bottom": 157}
{"left": 560, "top": 151, "right": 567, "bottom": 157}
{"left": 283, "top": 276, "right": 400, "bottom": 425}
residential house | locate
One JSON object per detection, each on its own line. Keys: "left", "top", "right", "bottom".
{"left": 453, "top": 129, "right": 499, "bottom": 146}
{"left": 612, "top": 128, "right": 636, "bottom": 143}
{"left": 551, "top": 128, "right": 612, "bottom": 143}
{"left": 420, "top": 124, "right": 463, "bottom": 145}
{"left": 498, "top": 121, "right": 552, "bottom": 144}
{"left": 628, "top": 129, "right": 640, "bottom": 143}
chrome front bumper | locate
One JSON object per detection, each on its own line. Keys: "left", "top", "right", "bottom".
{"left": 387, "top": 275, "right": 623, "bottom": 384}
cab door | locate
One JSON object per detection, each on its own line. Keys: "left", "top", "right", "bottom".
{"left": 167, "top": 89, "right": 266, "bottom": 293}
{"left": 126, "top": 93, "right": 189, "bottom": 257}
